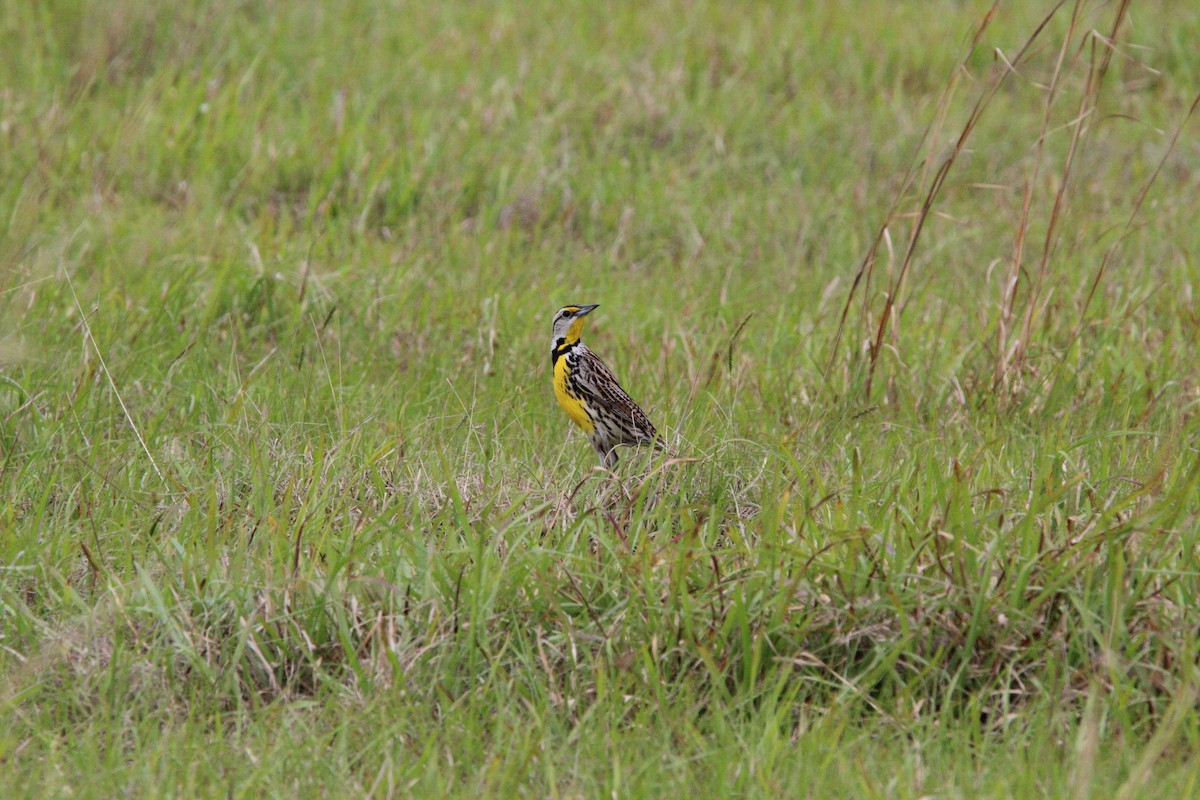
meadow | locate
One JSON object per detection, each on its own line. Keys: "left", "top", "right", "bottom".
{"left": 2, "top": 0, "right": 1199, "bottom": 796}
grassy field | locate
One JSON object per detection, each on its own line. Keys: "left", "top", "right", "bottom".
{"left": 3, "top": 0, "right": 1200, "bottom": 796}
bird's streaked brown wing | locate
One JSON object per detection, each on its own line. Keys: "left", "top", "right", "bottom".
{"left": 574, "top": 348, "right": 660, "bottom": 446}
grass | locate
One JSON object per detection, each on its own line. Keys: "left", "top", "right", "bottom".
{"left": 2, "top": 0, "right": 1200, "bottom": 796}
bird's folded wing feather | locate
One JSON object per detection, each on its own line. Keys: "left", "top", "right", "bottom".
{"left": 576, "top": 349, "right": 659, "bottom": 443}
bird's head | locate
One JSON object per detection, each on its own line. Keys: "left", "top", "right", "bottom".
{"left": 551, "top": 304, "right": 599, "bottom": 350}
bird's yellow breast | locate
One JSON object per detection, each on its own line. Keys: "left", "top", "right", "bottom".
{"left": 553, "top": 355, "right": 595, "bottom": 434}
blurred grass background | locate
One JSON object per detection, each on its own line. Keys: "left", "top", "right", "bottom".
{"left": 2, "top": 0, "right": 1199, "bottom": 796}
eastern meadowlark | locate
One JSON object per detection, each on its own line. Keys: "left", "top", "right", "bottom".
{"left": 550, "top": 304, "right": 662, "bottom": 469}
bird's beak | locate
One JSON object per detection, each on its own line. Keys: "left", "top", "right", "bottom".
{"left": 577, "top": 304, "right": 599, "bottom": 316}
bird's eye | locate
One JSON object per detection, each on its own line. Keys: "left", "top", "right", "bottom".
{"left": 562, "top": 310, "right": 573, "bottom": 319}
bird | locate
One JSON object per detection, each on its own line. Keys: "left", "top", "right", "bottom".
{"left": 550, "top": 304, "right": 662, "bottom": 469}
